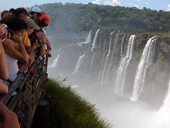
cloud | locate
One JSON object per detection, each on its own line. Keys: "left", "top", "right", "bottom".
{"left": 92, "top": 0, "right": 121, "bottom": 6}
{"left": 133, "top": 4, "right": 139, "bottom": 8}
{"left": 168, "top": 4, "right": 170, "bottom": 11}
{"left": 144, "top": 2, "right": 148, "bottom": 5}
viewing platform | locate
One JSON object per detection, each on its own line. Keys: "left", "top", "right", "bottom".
{"left": 2, "top": 55, "right": 49, "bottom": 128}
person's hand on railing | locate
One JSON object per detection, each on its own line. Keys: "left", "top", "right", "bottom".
{"left": 0, "top": 102, "right": 20, "bottom": 128}
{"left": 46, "top": 49, "right": 51, "bottom": 57}
{"left": 29, "top": 52, "right": 35, "bottom": 64}
{"left": 32, "top": 39, "right": 40, "bottom": 50}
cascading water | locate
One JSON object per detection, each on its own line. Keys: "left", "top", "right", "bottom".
{"left": 49, "top": 28, "right": 170, "bottom": 128}
{"left": 112, "top": 33, "right": 120, "bottom": 53}
{"left": 153, "top": 78, "right": 170, "bottom": 128}
{"left": 103, "top": 33, "right": 120, "bottom": 85}
{"left": 49, "top": 48, "right": 61, "bottom": 68}
{"left": 91, "top": 29, "right": 100, "bottom": 51}
{"left": 100, "top": 32, "right": 114, "bottom": 85}
{"left": 73, "top": 54, "right": 85, "bottom": 74}
{"left": 120, "top": 35, "right": 126, "bottom": 58}
{"left": 130, "top": 36, "right": 157, "bottom": 101}
{"left": 108, "top": 33, "right": 120, "bottom": 69}
{"left": 79, "top": 30, "right": 92, "bottom": 46}
{"left": 89, "top": 29, "right": 100, "bottom": 77}
{"left": 115, "top": 35, "right": 136, "bottom": 93}
{"left": 89, "top": 52, "right": 95, "bottom": 77}
{"left": 84, "top": 30, "right": 91, "bottom": 44}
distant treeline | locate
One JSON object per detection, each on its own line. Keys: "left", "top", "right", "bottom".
{"left": 40, "top": 3, "right": 170, "bottom": 34}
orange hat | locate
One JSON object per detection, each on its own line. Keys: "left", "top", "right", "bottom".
{"left": 39, "top": 15, "right": 50, "bottom": 25}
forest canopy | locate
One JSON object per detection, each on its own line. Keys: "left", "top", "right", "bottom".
{"left": 40, "top": 3, "right": 170, "bottom": 34}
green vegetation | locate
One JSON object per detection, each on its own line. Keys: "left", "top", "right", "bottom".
{"left": 38, "top": 2, "right": 170, "bottom": 71}
{"left": 38, "top": 2, "right": 170, "bottom": 48}
{"left": 46, "top": 79, "right": 110, "bottom": 128}
{"left": 40, "top": 3, "right": 170, "bottom": 34}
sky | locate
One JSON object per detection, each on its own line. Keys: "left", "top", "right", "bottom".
{"left": 0, "top": 0, "right": 170, "bottom": 12}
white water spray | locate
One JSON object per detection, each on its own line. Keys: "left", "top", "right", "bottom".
{"left": 84, "top": 30, "right": 91, "bottom": 44}
{"left": 100, "top": 32, "right": 114, "bottom": 85}
{"left": 153, "top": 78, "right": 170, "bottom": 128}
{"left": 73, "top": 54, "right": 85, "bottom": 74}
{"left": 112, "top": 33, "right": 120, "bottom": 53}
{"left": 115, "top": 35, "right": 136, "bottom": 93}
{"left": 91, "top": 29, "right": 100, "bottom": 51}
{"left": 49, "top": 48, "right": 61, "bottom": 68}
{"left": 131, "top": 36, "right": 157, "bottom": 101}
{"left": 120, "top": 35, "right": 126, "bottom": 58}
{"left": 89, "top": 53, "right": 95, "bottom": 75}
{"left": 79, "top": 30, "right": 92, "bottom": 46}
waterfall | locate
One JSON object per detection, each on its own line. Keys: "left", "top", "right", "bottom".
{"left": 153, "top": 78, "right": 170, "bottom": 128}
{"left": 89, "top": 28, "right": 100, "bottom": 76}
{"left": 107, "top": 33, "right": 120, "bottom": 71}
{"left": 115, "top": 35, "right": 136, "bottom": 93}
{"left": 91, "top": 29, "right": 100, "bottom": 51}
{"left": 112, "top": 33, "right": 120, "bottom": 53}
{"left": 103, "top": 33, "right": 120, "bottom": 85}
{"left": 100, "top": 32, "right": 114, "bottom": 85}
{"left": 89, "top": 53, "right": 95, "bottom": 75}
{"left": 130, "top": 36, "right": 157, "bottom": 101}
{"left": 73, "top": 54, "right": 85, "bottom": 74}
{"left": 49, "top": 48, "right": 61, "bottom": 68}
{"left": 84, "top": 30, "right": 91, "bottom": 44}
{"left": 79, "top": 30, "right": 91, "bottom": 46}
{"left": 107, "top": 33, "right": 120, "bottom": 69}
{"left": 120, "top": 35, "right": 126, "bottom": 58}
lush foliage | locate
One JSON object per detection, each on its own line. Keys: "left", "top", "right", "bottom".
{"left": 40, "top": 3, "right": 170, "bottom": 34}
{"left": 46, "top": 79, "right": 110, "bottom": 128}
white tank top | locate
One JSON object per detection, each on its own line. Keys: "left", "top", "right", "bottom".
{"left": 5, "top": 54, "right": 18, "bottom": 81}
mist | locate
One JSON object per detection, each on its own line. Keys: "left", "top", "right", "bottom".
{"left": 47, "top": 26, "right": 170, "bottom": 128}
{"left": 42, "top": 3, "right": 170, "bottom": 128}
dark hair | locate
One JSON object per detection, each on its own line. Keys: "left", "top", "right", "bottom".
{"left": 14, "top": 8, "right": 28, "bottom": 17}
{"left": 1, "top": 10, "right": 9, "bottom": 18}
{"left": 30, "top": 11, "right": 41, "bottom": 17}
{"left": 38, "top": 20, "right": 47, "bottom": 27}
{"left": 9, "top": 8, "right": 15, "bottom": 13}
{"left": 1, "top": 18, "right": 27, "bottom": 32}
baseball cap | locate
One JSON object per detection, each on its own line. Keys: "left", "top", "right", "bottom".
{"left": 26, "top": 18, "right": 40, "bottom": 30}
{"left": 31, "top": 6, "right": 41, "bottom": 13}
{"left": 39, "top": 15, "right": 50, "bottom": 25}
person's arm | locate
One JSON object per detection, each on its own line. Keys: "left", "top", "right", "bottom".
{"left": 36, "top": 31, "right": 47, "bottom": 44}
{"left": 2, "top": 38, "right": 29, "bottom": 63}
{"left": 0, "top": 39, "right": 8, "bottom": 80}
{"left": 0, "top": 80, "right": 8, "bottom": 97}
{"left": 36, "top": 31, "right": 47, "bottom": 56}
{"left": 46, "top": 38, "right": 52, "bottom": 51}
{"left": 26, "top": 46, "right": 35, "bottom": 64}
{"left": 0, "top": 102, "right": 20, "bottom": 128}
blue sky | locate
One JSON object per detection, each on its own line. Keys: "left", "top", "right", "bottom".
{"left": 0, "top": 0, "right": 170, "bottom": 11}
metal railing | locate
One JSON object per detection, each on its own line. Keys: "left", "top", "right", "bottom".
{"left": 2, "top": 55, "right": 49, "bottom": 128}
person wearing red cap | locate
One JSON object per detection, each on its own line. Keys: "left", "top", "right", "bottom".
{"left": 39, "top": 15, "right": 50, "bottom": 26}
{"left": 35, "top": 14, "right": 52, "bottom": 56}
